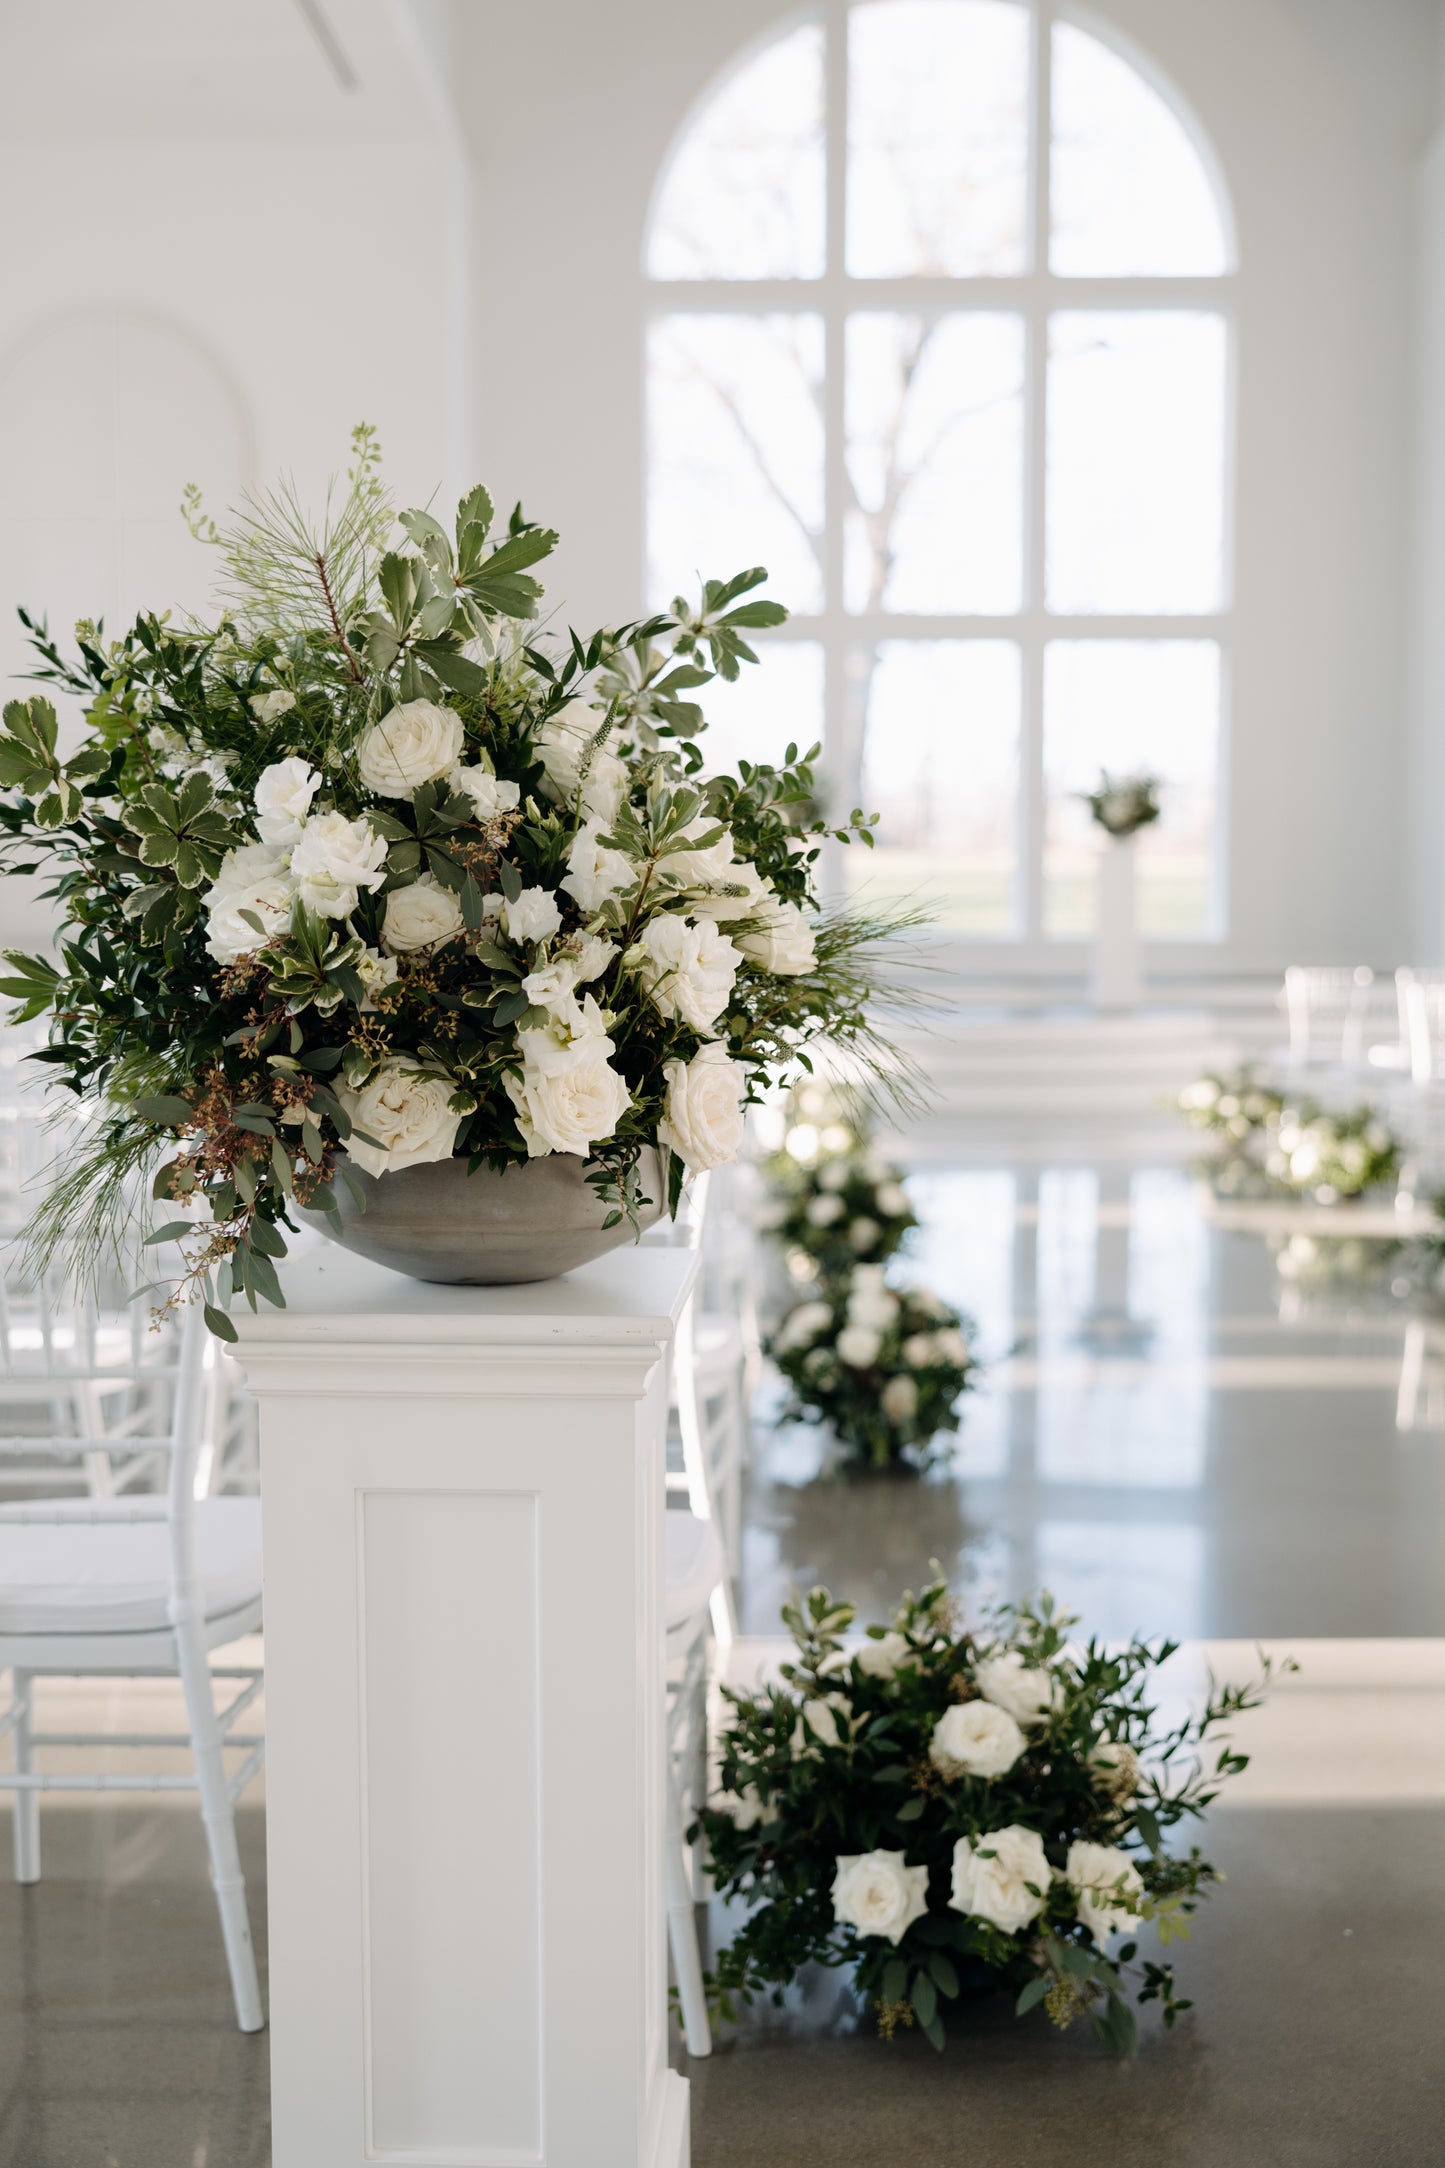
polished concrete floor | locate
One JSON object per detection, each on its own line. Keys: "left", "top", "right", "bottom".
{"left": 1, "top": 1154, "right": 1442, "bottom": 2165}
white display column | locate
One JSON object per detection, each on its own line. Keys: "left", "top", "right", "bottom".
{"left": 233, "top": 1244, "right": 697, "bottom": 2168}
{"left": 1091, "top": 834, "right": 1142, "bottom": 1011}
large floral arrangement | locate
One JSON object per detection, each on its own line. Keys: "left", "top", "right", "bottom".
{"left": 0, "top": 431, "right": 904, "bottom": 1335}
{"left": 767, "top": 1266, "right": 975, "bottom": 1470}
{"left": 699, "top": 1578, "right": 1284, "bottom": 2054}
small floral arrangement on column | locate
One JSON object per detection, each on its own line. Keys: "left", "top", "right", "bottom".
{"left": 698, "top": 1578, "right": 1288, "bottom": 2054}
{"left": 0, "top": 428, "right": 911, "bottom": 1334}
{"left": 1266, "top": 1104, "right": 1402, "bottom": 1203}
{"left": 766, "top": 1268, "right": 976, "bottom": 1471}
{"left": 1082, "top": 770, "right": 1162, "bottom": 840}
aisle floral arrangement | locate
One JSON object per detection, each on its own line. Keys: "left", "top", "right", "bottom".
{"left": 699, "top": 1577, "right": 1287, "bottom": 2054}
{"left": 1175, "top": 1066, "right": 1285, "bottom": 1149}
{"left": 0, "top": 429, "right": 912, "bottom": 1334}
{"left": 1082, "top": 770, "right": 1161, "bottom": 840}
{"left": 1265, "top": 1104, "right": 1402, "bottom": 1203}
{"left": 767, "top": 1267, "right": 976, "bottom": 1470}
{"left": 763, "top": 1131, "right": 919, "bottom": 1277}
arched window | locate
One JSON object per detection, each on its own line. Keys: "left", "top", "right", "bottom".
{"left": 645, "top": 1, "right": 1233, "bottom": 943}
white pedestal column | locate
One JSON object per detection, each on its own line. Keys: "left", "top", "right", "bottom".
{"left": 1091, "top": 834, "right": 1141, "bottom": 1012}
{"left": 233, "top": 1245, "right": 697, "bottom": 2168}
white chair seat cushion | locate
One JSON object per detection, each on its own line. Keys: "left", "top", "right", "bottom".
{"left": 664, "top": 1510, "right": 723, "bottom": 1633}
{"left": 0, "top": 1498, "right": 262, "bottom": 1636}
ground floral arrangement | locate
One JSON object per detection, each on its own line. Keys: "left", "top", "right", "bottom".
{"left": 0, "top": 429, "right": 912, "bottom": 1334}
{"left": 759, "top": 1088, "right": 976, "bottom": 1471}
{"left": 1177, "top": 1065, "right": 1403, "bottom": 1204}
{"left": 699, "top": 1578, "right": 1287, "bottom": 2055}
{"left": 1082, "top": 770, "right": 1161, "bottom": 840}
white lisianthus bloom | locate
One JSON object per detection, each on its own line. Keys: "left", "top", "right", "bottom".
{"left": 836, "top": 1324, "right": 883, "bottom": 1369}
{"left": 880, "top": 1374, "right": 919, "bottom": 1424}
{"left": 253, "top": 757, "right": 320, "bottom": 846}
{"left": 337, "top": 1059, "right": 462, "bottom": 1178}
{"left": 560, "top": 820, "right": 635, "bottom": 914}
{"left": 354, "top": 947, "right": 400, "bottom": 1007}
{"left": 734, "top": 895, "right": 817, "bottom": 977}
{"left": 534, "top": 711, "right": 629, "bottom": 824}
{"left": 688, "top": 859, "right": 772, "bottom": 923}
{"left": 571, "top": 933, "right": 617, "bottom": 984}
{"left": 807, "top": 1193, "right": 845, "bottom": 1228}
{"left": 502, "top": 886, "right": 564, "bottom": 945}
{"left": 949, "top": 1827, "right": 1050, "bottom": 1935}
{"left": 357, "top": 699, "right": 465, "bottom": 797}
{"left": 658, "top": 814, "right": 738, "bottom": 889}
{"left": 975, "top": 1651, "right": 1062, "bottom": 1730}
{"left": 929, "top": 1701, "right": 1027, "bottom": 1782}
{"left": 203, "top": 843, "right": 296, "bottom": 963}
{"left": 831, "top": 1851, "right": 929, "bottom": 1945}
{"left": 504, "top": 994, "right": 631, "bottom": 1157}
{"left": 290, "top": 811, "right": 388, "bottom": 918}
{"left": 1066, "top": 1840, "right": 1144, "bottom": 1943}
{"left": 637, "top": 913, "right": 740, "bottom": 1035}
{"left": 875, "top": 1183, "right": 911, "bottom": 1218}
{"left": 1089, "top": 1739, "right": 1142, "bottom": 1802}
{"left": 658, "top": 1042, "right": 748, "bottom": 1171}
{"left": 249, "top": 688, "right": 297, "bottom": 723}
{"left": 776, "top": 1300, "right": 833, "bottom": 1351}
{"left": 855, "top": 1630, "right": 912, "bottom": 1679}
{"left": 382, "top": 874, "right": 464, "bottom": 954}
{"left": 454, "top": 765, "right": 521, "bottom": 821}
{"left": 901, "top": 1333, "right": 938, "bottom": 1368}
{"left": 521, "top": 956, "right": 581, "bottom": 1011}
{"left": 933, "top": 1327, "right": 972, "bottom": 1367}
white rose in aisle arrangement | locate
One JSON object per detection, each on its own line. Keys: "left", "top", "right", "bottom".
{"left": 776, "top": 1300, "right": 833, "bottom": 1351}
{"left": 880, "top": 1374, "right": 919, "bottom": 1424}
{"left": 203, "top": 843, "right": 296, "bottom": 964}
{"left": 855, "top": 1630, "right": 912, "bottom": 1679}
{"left": 836, "top": 1324, "right": 882, "bottom": 1369}
{"left": 949, "top": 1826, "right": 1050, "bottom": 1935}
{"left": 831, "top": 1850, "right": 929, "bottom": 1945}
{"left": 901, "top": 1333, "right": 938, "bottom": 1367}
{"left": 875, "top": 1183, "right": 911, "bottom": 1218}
{"left": 356, "top": 698, "right": 464, "bottom": 796}
{"left": 818, "top": 1160, "right": 851, "bottom": 1192}
{"left": 658, "top": 1042, "right": 748, "bottom": 1171}
{"left": 249, "top": 688, "right": 296, "bottom": 722}
{"left": 659, "top": 814, "right": 738, "bottom": 889}
{"left": 502, "top": 885, "right": 563, "bottom": 945}
{"left": 932, "top": 1327, "right": 971, "bottom": 1367}
{"left": 637, "top": 913, "right": 740, "bottom": 1034}
{"left": 806, "top": 1193, "right": 845, "bottom": 1227}
{"left": 290, "top": 810, "right": 388, "bottom": 917}
{"left": 976, "top": 1650, "right": 1062, "bottom": 1729}
{"left": 848, "top": 1282, "right": 900, "bottom": 1331}
{"left": 504, "top": 994, "right": 631, "bottom": 1157}
{"left": 534, "top": 711, "right": 628, "bottom": 823}
{"left": 253, "top": 757, "right": 320, "bottom": 846}
{"left": 688, "top": 858, "right": 771, "bottom": 923}
{"left": 560, "top": 820, "right": 635, "bottom": 913}
{"left": 849, "top": 1216, "right": 881, "bottom": 1249}
{"left": 338, "top": 1059, "right": 462, "bottom": 1177}
{"left": 1089, "top": 1739, "right": 1142, "bottom": 1803}
{"left": 382, "top": 874, "right": 464, "bottom": 954}
{"left": 1066, "top": 1840, "right": 1144, "bottom": 1943}
{"left": 929, "top": 1700, "right": 1027, "bottom": 1782}
{"left": 733, "top": 895, "right": 817, "bottom": 976}
{"left": 453, "top": 764, "right": 521, "bottom": 821}
{"left": 908, "top": 1287, "right": 951, "bottom": 1320}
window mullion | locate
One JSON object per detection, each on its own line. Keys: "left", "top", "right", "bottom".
{"left": 1020, "top": 0, "right": 1052, "bottom": 943}
{"left": 822, "top": 0, "right": 855, "bottom": 894}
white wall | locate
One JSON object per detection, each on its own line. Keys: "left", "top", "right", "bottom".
{"left": 453, "top": 0, "right": 1441, "bottom": 981}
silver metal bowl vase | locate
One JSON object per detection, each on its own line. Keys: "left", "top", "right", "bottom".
{"left": 300, "top": 1149, "right": 666, "bottom": 1285}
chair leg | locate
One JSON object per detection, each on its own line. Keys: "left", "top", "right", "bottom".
{"left": 176, "top": 1633, "right": 264, "bottom": 2033}
{"left": 11, "top": 1671, "right": 38, "bottom": 1885}
{"left": 665, "top": 1762, "right": 712, "bottom": 2058}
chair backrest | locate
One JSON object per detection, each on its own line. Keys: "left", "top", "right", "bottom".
{"left": 1282, "top": 965, "right": 1375, "bottom": 1070}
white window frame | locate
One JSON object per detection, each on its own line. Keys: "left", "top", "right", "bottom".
{"left": 644, "top": 0, "right": 1237, "bottom": 960}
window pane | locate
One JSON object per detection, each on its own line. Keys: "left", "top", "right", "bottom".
{"left": 647, "top": 23, "right": 825, "bottom": 279}
{"left": 647, "top": 315, "right": 824, "bottom": 614}
{"left": 849, "top": 640, "right": 1020, "bottom": 934}
{"left": 1043, "top": 640, "right": 1220, "bottom": 937}
{"left": 847, "top": 0, "right": 1029, "bottom": 277}
{"left": 1050, "top": 24, "right": 1228, "bottom": 277}
{"left": 844, "top": 312, "right": 1024, "bottom": 613}
{"left": 1046, "top": 312, "right": 1226, "bottom": 614}
{"left": 695, "top": 640, "right": 824, "bottom": 775}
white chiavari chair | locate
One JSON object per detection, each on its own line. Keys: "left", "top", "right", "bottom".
{"left": 664, "top": 1508, "right": 724, "bottom": 2058}
{"left": 1282, "top": 964, "right": 1377, "bottom": 1080}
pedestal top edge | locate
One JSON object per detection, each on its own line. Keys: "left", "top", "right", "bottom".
{"left": 232, "top": 1243, "right": 698, "bottom": 1345}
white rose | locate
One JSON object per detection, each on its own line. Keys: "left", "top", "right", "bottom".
{"left": 849, "top": 1286, "right": 900, "bottom": 1331}
{"left": 852, "top": 1264, "right": 888, "bottom": 1293}
{"left": 817, "top": 1160, "right": 851, "bottom": 1193}
{"left": 836, "top": 1325, "right": 882, "bottom": 1369}
{"left": 793, "top": 1694, "right": 848, "bottom": 1752}
{"left": 1066, "top": 1840, "right": 1144, "bottom": 1943}
{"left": 203, "top": 842, "right": 296, "bottom": 963}
{"left": 454, "top": 765, "right": 521, "bottom": 821}
{"left": 534, "top": 711, "right": 629, "bottom": 823}
{"left": 637, "top": 913, "right": 740, "bottom": 1035}
{"left": 776, "top": 1300, "right": 833, "bottom": 1351}
{"left": 658, "top": 1042, "right": 748, "bottom": 1171}
{"left": 502, "top": 886, "right": 563, "bottom": 945}
{"left": 907, "top": 1286, "right": 950, "bottom": 1320}
{"left": 354, "top": 946, "right": 399, "bottom": 1007}
{"left": 849, "top": 1217, "right": 881, "bottom": 1250}
{"left": 688, "top": 859, "right": 772, "bottom": 923}
{"left": 875, "top": 1183, "right": 910, "bottom": 1218}
{"left": 337, "top": 1059, "right": 462, "bottom": 1177}
{"left": 289, "top": 811, "right": 388, "bottom": 917}
{"left": 659, "top": 814, "right": 738, "bottom": 889}
{"left": 382, "top": 874, "right": 465, "bottom": 954}
{"left": 831, "top": 1850, "right": 930, "bottom": 1945}
{"left": 806, "top": 1193, "right": 845, "bottom": 1227}
{"left": 718, "top": 1783, "right": 767, "bottom": 1831}
{"left": 855, "top": 1630, "right": 912, "bottom": 1679}
{"left": 1089, "top": 1739, "right": 1142, "bottom": 1802}
{"left": 504, "top": 994, "right": 631, "bottom": 1157}
{"left": 901, "top": 1333, "right": 938, "bottom": 1368}
{"left": 249, "top": 688, "right": 296, "bottom": 723}
{"left": 357, "top": 699, "right": 465, "bottom": 797}
{"left": 949, "top": 1826, "right": 1050, "bottom": 1936}
{"left": 975, "top": 1651, "right": 1062, "bottom": 1730}
{"left": 733, "top": 895, "right": 817, "bottom": 977}
{"left": 933, "top": 1327, "right": 971, "bottom": 1367}
{"left": 253, "top": 757, "right": 320, "bottom": 845}
{"left": 561, "top": 820, "right": 636, "bottom": 914}
{"left": 880, "top": 1374, "right": 918, "bottom": 1424}
{"left": 929, "top": 1701, "right": 1027, "bottom": 1782}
